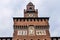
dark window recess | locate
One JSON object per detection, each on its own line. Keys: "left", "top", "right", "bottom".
{"left": 22, "top": 26, "right": 23, "bottom": 29}
{"left": 36, "top": 26, "right": 37, "bottom": 29}
{"left": 27, "top": 11, "right": 35, "bottom": 13}
{"left": 45, "top": 39, "right": 46, "bottom": 40}
{"left": 15, "top": 26, "right": 17, "bottom": 29}
{"left": 40, "top": 26, "right": 42, "bottom": 29}
{"left": 35, "top": 26, "right": 37, "bottom": 29}
{"left": 17, "top": 26, "right": 18, "bottom": 29}
{"left": 20, "top": 26, "right": 22, "bottom": 29}
{"left": 15, "top": 26, "right": 16, "bottom": 29}
{"left": 16, "top": 19, "right": 18, "bottom": 21}
{"left": 38, "top": 26, "right": 40, "bottom": 29}
{"left": 41, "top": 26, "right": 43, "bottom": 29}
{"left": 37, "top": 19, "right": 39, "bottom": 21}
{"left": 17, "top": 39, "right": 18, "bottom": 40}
{"left": 30, "top": 19, "right": 32, "bottom": 21}
{"left": 34, "top": 19, "right": 35, "bottom": 21}
{"left": 14, "top": 26, "right": 16, "bottom": 29}
{"left": 20, "top": 19, "right": 22, "bottom": 21}
{"left": 26, "top": 19, "right": 29, "bottom": 21}
{"left": 27, "top": 19, "right": 29, "bottom": 21}
{"left": 16, "top": 26, "right": 17, "bottom": 29}
{"left": 35, "top": 26, "right": 40, "bottom": 29}
{"left": 18, "top": 26, "right": 19, "bottom": 29}
{"left": 29, "top": 7, "right": 32, "bottom": 9}
{"left": 44, "top": 27, "right": 45, "bottom": 29}
{"left": 24, "top": 39, "right": 26, "bottom": 40}
{"left": 23, "top": 19, "right": 25, "bottom": 21}
{"left": 38, "top": 39, "right": 40, "bottom": 40}
{"left": 41, "top": 19, "right": 42, "bottom": 21}
{"left": 16, "top": 26, "right": 18, "bottom": 29}
{"left": 24, "top": 26, "right": 27, "bottom": 29}
{"left": 36, "top": 26, "right": 40, "bottom": 29}
{"left": 23, "top": 26, "right": 25, "bottom": 29}
{"left": 19, "top": 26, "right": 21, "bottom": 29}
{"left": 37, "top": 26, "right": 39, "bottom": 29}
{"left": 44, "top": 19, "right": 46, "bottom": 21}
{"left": 23, "top": 26, "right": 24, "bottom": 29}
{"left": 31, "top": 39, "right": 33, "bottom": 40}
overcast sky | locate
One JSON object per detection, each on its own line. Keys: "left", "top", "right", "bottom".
{"left": 0, "top": 0, "right": 60, "bottom": 37}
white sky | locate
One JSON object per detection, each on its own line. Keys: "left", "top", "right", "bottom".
{"left": 0, "top": 0, "right": 60, "bottom": 37}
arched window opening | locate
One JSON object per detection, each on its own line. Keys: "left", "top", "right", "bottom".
{"left": 29, "top": 7, "right": 32, "bottom": 9}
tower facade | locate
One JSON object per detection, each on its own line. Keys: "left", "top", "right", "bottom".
{"left": 24, "top": 2, "right": 38, "bottom": 17}
{"left": 13, "top": 2, "right": 51, "bottom": 40}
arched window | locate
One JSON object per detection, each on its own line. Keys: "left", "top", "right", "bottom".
{"left": 24, "top": 39, "right": 26, "bottom": 40}
{"left": 38, "top": 39, "right": 40, "bottom": 40}
{"left": 17, "top": 39, "right": 19, "bottom": 40}
{"left": 29, "top": 7, "right": 32, "bottom": 9}
{"left": 45, "top": 39, "right": 46, "bottom": 40}
{"left": 43, "top": 39, "right": 46, "bottom": 40}
{"left": 31, "top": 39, "right": 33, "bottom": 40}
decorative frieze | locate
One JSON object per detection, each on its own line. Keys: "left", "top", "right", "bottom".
{"left": 13, "top": 17, "right": 49, "bottom": 22}
{"left": 14, "top": 25, "right": 49, "bottom": 30}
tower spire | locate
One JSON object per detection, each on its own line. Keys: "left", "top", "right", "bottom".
{"left": 24, "top": 2, "right": 38, "bottom": 17}
{"left": 27, "top": 2, "right": 34, "bottom": 6}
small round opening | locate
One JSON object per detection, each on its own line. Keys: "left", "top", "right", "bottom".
{"left": 38, "top": 39, "right": 40, "bottom": 40}
{"left": 31, "top": 39, "right": 33, "bottom": 40}
{"left": 17, "top": 39, "right": 19, "bottom": 40}
{"left": 29, "top": 7, "right": 32, "bottom": 9}
{"left": 45, "top": 39, "right": 46, "bottom": 40}
{"left": 24, "top": 39, "right": 26, "bottom": 40}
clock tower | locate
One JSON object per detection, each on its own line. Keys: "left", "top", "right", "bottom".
{"left": 13, "top": 2, "right": 51, "bottom": 40}
{"left": 24, "top": 2, "right": 38, "bottom": 17}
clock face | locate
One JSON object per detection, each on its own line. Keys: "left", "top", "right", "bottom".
{"left": 28, "top": 26, "right": 35, "bottom": 36}
{"left": 29, "top": 14, "right": 34, "bottom": 17}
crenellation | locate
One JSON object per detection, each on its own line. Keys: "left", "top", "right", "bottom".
{"left": 13, "top": 2, "right": 51, "bottom": 40}
{"left": 35, "top": 9, "right": 38, "bottom": 13}
{"left": 13, "top": 18, "right": 49, "bottom": 23}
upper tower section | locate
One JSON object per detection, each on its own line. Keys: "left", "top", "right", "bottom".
{"left": 27, "top": 2, "right": 35, "bottom": 10}
{"left": 24, "top": 2, "right": 38, "bottom": 17}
